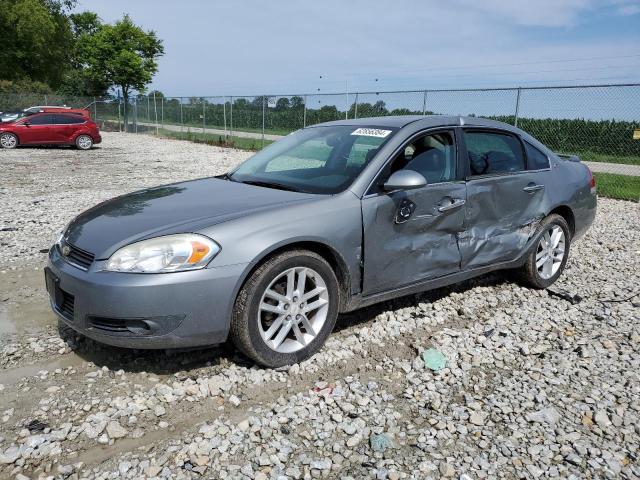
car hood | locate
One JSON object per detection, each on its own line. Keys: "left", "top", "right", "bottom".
{"left": 64, "top": 177, "right": 316, "bottom": 259}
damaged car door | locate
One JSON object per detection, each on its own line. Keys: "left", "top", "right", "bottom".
{"left": 362, "top": 129, "right": 466, "bottom": 294}
{"left": 460, "top": 128, "right": 548, "bottom": 269}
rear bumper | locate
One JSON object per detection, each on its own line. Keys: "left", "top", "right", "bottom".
{"left": 573, "top": 192, "right": 597, "bottom": 241}
{"left": 46, "top": 246, "right": 247, "bottom": 349}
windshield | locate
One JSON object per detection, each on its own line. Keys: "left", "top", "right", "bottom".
{"left": 229, "top": 125, "right": 397, "bottom": 194}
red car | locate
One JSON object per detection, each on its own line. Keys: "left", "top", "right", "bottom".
{"left": 0, "top": 111, "right": 101, "bottom": 150}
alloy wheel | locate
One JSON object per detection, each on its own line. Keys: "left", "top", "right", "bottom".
{"left": 258, "top": 266, "right": 329, "bottom": 353}
{"left": 0, "top": 133, "right": 17, "bottom": 148}
{"left": 77, "top": 135, "right": 92, "bottom": 150}
{"left": 535, "top": 225, "right": 565, "bottom": 280}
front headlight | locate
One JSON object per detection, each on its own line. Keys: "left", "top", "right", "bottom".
{"left": 104, "top": 234, "right": 220, "bottom": 273}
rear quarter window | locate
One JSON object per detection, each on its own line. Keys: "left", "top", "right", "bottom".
{"left": 55, "top": 114, "right": 85, "bottom": 125}
{"left": 524, "top": 142, "right": 550, "bottom": 170}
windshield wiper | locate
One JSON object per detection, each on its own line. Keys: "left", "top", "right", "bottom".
{"left": 239, "top": 180, "right": 305, "bottom": 193}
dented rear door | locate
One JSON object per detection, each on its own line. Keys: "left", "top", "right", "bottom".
{"left": 459, "top": 128, "right": 547, "bottom": 269}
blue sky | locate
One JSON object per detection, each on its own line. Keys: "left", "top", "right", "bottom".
{"left": 75, "top": 0, "right": 640, "bottom": 97}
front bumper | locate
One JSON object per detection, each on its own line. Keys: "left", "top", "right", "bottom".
{"left": 46, "top": 246, "right": 248, "bottom": 349}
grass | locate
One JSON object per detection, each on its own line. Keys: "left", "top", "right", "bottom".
{"left": 594, "top": 173, "right": 640, "bottom": 201}
{"left": 174, "top": 121, "right": 292, "bottom": 136}
{"left": 156, "top": 128, "right": 273, "bottom": 151}
{"left": 561, "top": 151, "right": 640, "bottom": 166}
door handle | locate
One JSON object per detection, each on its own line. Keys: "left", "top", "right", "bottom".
{"left": 438, "top": 198, "right": 466, "bottom": 213}
{"left": 524, "top": 184, "right": 545, "bottom": 193}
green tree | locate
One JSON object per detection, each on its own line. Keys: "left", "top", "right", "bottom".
{"left": 0, "top": 0, "right": 75, "bottom": 88}
{"left": 275, "top": 97, "right": 290, "bottom": 110}
{"left": 82, "top": 14, "right": 164, "bottom": 127}
{"left": 290, "top": 96, "right": 304, "bottom": 109}
{"left": 57, "top": 11, "right": 110, "bottom": 96}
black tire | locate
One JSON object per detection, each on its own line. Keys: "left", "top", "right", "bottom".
{"left": 517, "top": 213, "right": 571, "bottom": 289}
{"left": 0, "top": 132, "right": 18, "bottom": 149}
{"left": 75, "top": 134, "right": 93, "bottom": 150}
{"left": 230, "top": 249, "right": 340, "bottom": 367}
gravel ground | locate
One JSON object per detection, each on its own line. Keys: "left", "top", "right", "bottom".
{"left": 0, "top": 133, "right": 639, "bottom": 479}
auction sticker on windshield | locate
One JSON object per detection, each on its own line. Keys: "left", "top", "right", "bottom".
{"left": 351, "top": 128, "right": 392, "bottom": 138}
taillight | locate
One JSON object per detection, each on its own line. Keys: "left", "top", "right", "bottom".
{"left": 587, "top": 168, "right": 596, "bottom": 194}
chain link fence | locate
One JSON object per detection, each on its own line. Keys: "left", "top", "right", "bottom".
{"left": 1, "top": 84, "right": 638, "bottom": 200}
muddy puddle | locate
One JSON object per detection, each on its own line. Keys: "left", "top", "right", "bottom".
{"left": 0, "top": 266, "right": 58, "bottom": 337}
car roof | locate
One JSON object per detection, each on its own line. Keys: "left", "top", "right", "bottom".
{"left": 26, "top": 105, "right": 71, "bottom": 110}
{"left": 311, "top": 114, "right": 520, "bottom": 132}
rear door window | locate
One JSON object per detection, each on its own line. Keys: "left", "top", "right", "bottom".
{"left": 524, "top": 141, "right": 550, "bottom": 170}
{"left": 464, "top": 130, "right": 525, "bottom": 176}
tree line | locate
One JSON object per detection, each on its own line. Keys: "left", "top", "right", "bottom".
{"left": 0, "top": 0, "right": 163, "bottom": 123}
{"left": 129, "top": 95, "right": 638, "bottom": 157}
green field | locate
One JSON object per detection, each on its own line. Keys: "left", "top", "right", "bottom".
{"left": 174, "top": 121, "right": 292, "bottom": 136}
{"left": 560, "top": 151, "right": 640, "bottom": 166}
{"left": 594, "top": 173, "right": 640, "bottom": 202}
{"left": 157, "top": 128, "right": 273, "bottom": 151}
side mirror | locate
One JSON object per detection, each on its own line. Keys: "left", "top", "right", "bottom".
{"left": 23, "top": 120, "right": 30, "bottom": 126}
{"left": 383, "top": 169, "right": 427, "bottom": 191}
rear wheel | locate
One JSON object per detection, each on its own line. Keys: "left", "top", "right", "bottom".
{"left": 230, "top": 250, "right": 339, "bottom": 367}
{"left": 75, "top": 134, "right": 93, "bottom": 150}
{"left": 0, "top": 133, "right": 18, "bottom": 149}
{"left": 518, "top": 214, "right": 571, "bottom": 289}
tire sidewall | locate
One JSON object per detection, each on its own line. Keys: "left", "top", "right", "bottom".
{"left": 241, "top": 253, "right": 339, "bottom": 367}
{"left": 76, "top": 135, "right": 93, "bottom": 150}
{"left": 528, "top": 214, "right": 571, "bottom": 288}
{"left": 1, "top": 133, "right": 18, "bottom": 149}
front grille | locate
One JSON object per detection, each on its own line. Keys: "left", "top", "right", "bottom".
{"left": 59, "top": 289, "right": 75, "bottom": 319}
{"left": 61, "top": 242, "right": 95, "bottom": 270}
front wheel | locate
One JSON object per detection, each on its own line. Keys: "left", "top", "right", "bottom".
{"left": 230, "top": 250, "right": 340, "bottom": 367}
{"left": 518, "top": 213, "right": 571, "bottom": 289}
{"left": 75, "top": 134, "right": 93, "bottom": 150}
{"left": 0, "top": 132, "right": 18, "bottom": 149}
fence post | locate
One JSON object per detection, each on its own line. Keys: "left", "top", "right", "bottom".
{"left": 161, "top": 97, "right": 164, "bottom": 129}
{"left": 146, "top": 95, "right": 150, "bottom": 123}
{"left": 345, "top": 81, "right": 349, "bottom": 120}
{"left": 44, "top": 94, "right": 48, "bottom": 105}
{"left": 303, "top": 95, "right": 307, "bottom": 128}
{"left": 223, "top": 96, "right": 228, "bottom": 140}
{"left": 93, "top": 96, "right": 97, "bottom": 121}
{"left": 230, "top": 96, "right": 233, "bottom": 138}
{"left": 117, "top": 100, "right": 121, "bottom": 132}
{"left": 422, "top": 90, "right": 428, "bottom": 115}
{"left": 262, "top": 96, "right": 266, "bottom": 148}
{"left": 354, "top": 93, "right": 359, "bottom": 119}
{"left": 134, "top": 97, "right": 138, "bottom": 133}
{"left": 180, "top": 99, "right": 184, "bottom": 137}
{"left": 153, "top": 92, "right": 159, "bottom": 135}
{"left": 514, "top": 87, "right": 521, "bottom": 127}
{"left": 202, "top": 99, "right": 206, "bottom": 135}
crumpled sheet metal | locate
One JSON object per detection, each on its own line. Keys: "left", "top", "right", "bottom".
{"left": 458, "top": 216, "right": 543, "bottom": 269}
